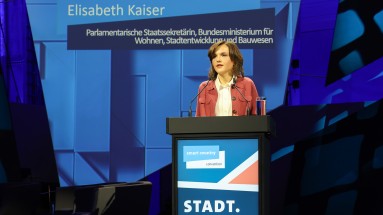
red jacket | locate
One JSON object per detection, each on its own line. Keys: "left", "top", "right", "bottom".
{"left": 196, "top": 77, "right": 259, "bottom": 116}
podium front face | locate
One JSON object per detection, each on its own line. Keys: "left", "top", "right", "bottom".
{"left": 167, "top": 116, "right": 271, "bottom": 215}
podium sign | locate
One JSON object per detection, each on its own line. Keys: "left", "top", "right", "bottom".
{"left": 178, "top": 138, "right": 260, "bottom": 214}
{"left": 167, "top": 116, "right": 272, "bottom": 215}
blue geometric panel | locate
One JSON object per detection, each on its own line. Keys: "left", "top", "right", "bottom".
{"left": 255, "top": 4, "right": 293, "bottom": 111}
{"left": 146, "top": 148, "right": 172, "bottom": 176}
{"left": 328, "top": 111, "right": 348, "bottom": 126}
{"left": 373, "top": 146, "right": 383, "bottom": 169}
{"left": 339, "top": 50, "right": 363, "bottom": 75}
{"left": 325, "top": 190, "right": 357, "bottom": 215}
{"left": 55, "top": 151, "right": 74, "bottom": 186}
{"left": 283, "top": 99, "right": 383, "bottom": 214}
{"left": 109, "top": 49, "right": 182, "bottom": 182}
{"left": 313, "top": 115, "right": 326, "bottom": 133}
{"left": 109, "top": 146, "right": 145, "bottom": 183}
{"left": 331, "top": 10, "right": 364, "bottom": 51}
{"left": 134, "top": 50, "right": 181, "bottom": 148}
{"left": 374, "top": 10, "right": 383, "bottom": 33}
{"left": 75, "top": 50, "right": 111, "bottom": 152}
{"left": 300, "top": 135, "right": 362, "bottom": 196}
{"left": 110, "top": 69, "right": 146, "bottom": 182}
{"left": 182, "top": 50, "right": 210, "bottom": 77}
{"left": 40, "top": 42, "right": 76, "bottom": 150}
{"left": 74, "top": 152, "right": 110, "bottom": 185}
{"left": 26, "top": 4, "right": 66, "bottom": 41}
{"left": 326, "top": 1, "right": 383, "bottom": 85}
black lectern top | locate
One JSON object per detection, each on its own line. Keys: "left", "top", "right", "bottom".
{"left": 166, "top": 115, "right": 274, "bottom": 135}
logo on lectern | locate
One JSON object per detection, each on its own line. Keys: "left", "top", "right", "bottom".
{"left": 184, "top": 200, "right": 239, "bottom": 213}
{"left": 183, "top": 145, "right": 226, "bottom": 169}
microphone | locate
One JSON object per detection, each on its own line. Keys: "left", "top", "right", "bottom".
{"left": 231, "top": 76, "right": 237, "bottom": 89}
{"left": 232, "top": 77, "right": 251, "bottom": 116}
{"left": 188, "top": 79, "right": 211, "bottom": 117}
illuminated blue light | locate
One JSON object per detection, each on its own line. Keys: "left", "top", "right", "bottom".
{"left": 339, "top": 50, "right": 363, "bottom": 75}
{"left": 357, "top": 101, "right": 379, "bottom": 120}
{"left": 369, "top": 71, "right": 383, "bottom": 81}
{"left": 314, "top": 116, "right": 326, "bottom": 133}
{"left": 364, "top": 101, "right": 376, "bottom": 107}
{"left": 332, "top": 10, "right": 364, "bottom": 51}
{"left": 271, "top": 145, "right": 294, "bottom": 162}
{"left": 374, "top": 10, "right": 383, "bottom": 33}
{"left": 328, "top": 111, "right": 348, "bottom": 126}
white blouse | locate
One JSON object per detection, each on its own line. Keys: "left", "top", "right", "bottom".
{"left": 214, "top": 77, "right": 234, "bottom": 116}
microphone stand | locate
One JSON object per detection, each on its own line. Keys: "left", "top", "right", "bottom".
{"left": 232, "top": 84, "right": 250, "bottom": 116}
{"left": 188, "top": 79, "right": 211, "bottom": 117}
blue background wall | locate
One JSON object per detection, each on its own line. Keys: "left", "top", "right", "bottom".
{"left": 23, "top": 0, "right": 300, "bottom": 186}
{"left": 2, "top": 0, "right": 383, "bottom": 214}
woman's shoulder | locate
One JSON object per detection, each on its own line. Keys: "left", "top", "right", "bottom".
{"left": 237, "top": 76, "right": 255, "bottom": 84}
{"left": 199, "top": 79, "right": 214, "bottom": 88}
{"left": 200, "top": 80, "right": 209, "bottom": 85}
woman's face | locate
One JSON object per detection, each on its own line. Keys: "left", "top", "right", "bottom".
{"left": 212, "top": 44, "right": 234, "bottom": 77}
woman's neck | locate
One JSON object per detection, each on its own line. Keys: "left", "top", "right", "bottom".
{"left": 217, "top": 74, "right": 233, "bottom": 85}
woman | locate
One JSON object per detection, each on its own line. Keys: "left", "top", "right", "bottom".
{"left": 196, "top": 41, "right": 259, "bottom": 116}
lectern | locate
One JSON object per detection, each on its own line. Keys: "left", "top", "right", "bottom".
{"left": 166, "top": 116, "right": 274, "bottom": 215}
